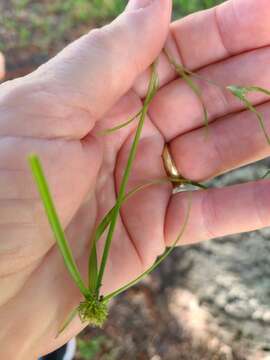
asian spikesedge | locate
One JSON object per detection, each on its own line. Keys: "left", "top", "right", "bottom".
{"left": 29, "top": 49, "right": 270, "bottom": 333}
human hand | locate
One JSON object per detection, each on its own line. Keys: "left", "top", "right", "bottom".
{"left": 1, "top": 0, "right": 270, "bottom": 358}
{"left": 0, "top": 0, "right": 171, "bottom": 358}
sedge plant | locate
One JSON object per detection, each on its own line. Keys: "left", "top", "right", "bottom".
{"left": 28, "top": 48, "right": 270, "bottom": 335}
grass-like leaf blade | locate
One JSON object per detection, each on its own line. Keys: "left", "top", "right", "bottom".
{"left": 165, "top": 50, "right": 209, "bottom": 134}
{"left": 261, "top": 170, "right": 270, "bottom": 179}
{"left": 56, "top": 307, "right": 78, "bottom": 338}
{"left": 88, "top": 207, "right": 114, "bottom": 291}
{"left": 100, "top": 111, "right": 142, "bottom": 135}
{"left": 88, "top": 242, "right": 98, "bottom": 294}
{"left": 179, "top": 67, "right": 209, "bottom": 134}
{"left": 244, "top": 86, "right": 270, "bottom": 96}
{"left": 227, "top": 85, "right": 270, "bottom": 145}
{"left": 28, "top": 154, "right": 90, "bottom": 298}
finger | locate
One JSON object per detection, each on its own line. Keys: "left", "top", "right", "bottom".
{"left": 172, "top": 0, "right": 270, "bottom": 69}
{"left": 115, "top": 119, "right": 171, "bottom": 268}
{"left": 165, "top": 180, "right": 270, "bottom": 246}
{"left": 169, "top": 102, "right": 270, "bottom": 182}
{"left": 135, "top": 0, "right": 270, "bottom": 96}
{"left": 0, "top": 0, "right": 171, "bottom": 140}
{"left": 42, "top": 0, "right": 171, "bottom": 119}
{"left": 149, "top": 46, "right": 270, "bottom": 140}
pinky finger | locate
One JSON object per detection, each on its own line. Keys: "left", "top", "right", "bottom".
{"left": 165, "top": 180, "right": 270, "bottom": 246}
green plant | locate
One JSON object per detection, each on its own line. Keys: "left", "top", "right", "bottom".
{"left": 29, "top": 63, "right": 199, "bottom": 334}
{"left": 0, "top": 0, "right": 224, "bottom": 56}
{"left": 165, "top": 51, "right": 270, "bottom": 145}
{"left": 28, "top": 45, "right": 270, "bottom": 333}
{"left": 227, "top": 85, "right": 270, "bottom": 145}
{"left": 173, "top": 0, "right": 224, "bottom": 18}
{"left": 78, "top": 336, "right": 106, "bottom": 360}
{"left": 26, "top": 1, "right": 270, "bottom": 335}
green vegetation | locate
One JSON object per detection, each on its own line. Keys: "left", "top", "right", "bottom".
{"left": 77, "top": 336, "right": 106, "bottom": 360}
{"left": 0, "top": 0, "right": 223, "bottom": 53}
{"left": 28, "top": 63, "right": 197, "bottom": 330}
{"left": 26, "top": 0, "right": 270, "bottom": 334}
{"left": 29, "top": 47, "right": 270, "bottom": 332}
{"left": 77, "top": 335, "right": 119, "bottom": 360}
{"left": 173, "top": 0, "right": 224, "bottom": 17}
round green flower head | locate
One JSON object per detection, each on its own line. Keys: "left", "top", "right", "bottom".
{"left": 78, "top": 298, "right": 108, "bottom": 327}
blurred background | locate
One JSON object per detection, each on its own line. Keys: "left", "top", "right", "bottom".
{"left": 0, "top": 0, "right": 223, "bottom": 79}
{"left": 2, "top": 1, "right": 270, "bottom": 359}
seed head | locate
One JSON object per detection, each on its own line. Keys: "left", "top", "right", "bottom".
{"left": 78, "top": 298, "right": 108, "bottom": 327}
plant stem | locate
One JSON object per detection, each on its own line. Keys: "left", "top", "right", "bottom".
{"left": 95, "top": 64, "right": 159, "bottom": 294}
{"left": 88, "top": 209, "right": 113, "bottom": 290}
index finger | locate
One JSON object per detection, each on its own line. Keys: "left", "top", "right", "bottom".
{"left": 171, "top": 0, "right": 270, "bottom": 70}
{"left": 135, "top": 0, "right": 270, "bottom": 96}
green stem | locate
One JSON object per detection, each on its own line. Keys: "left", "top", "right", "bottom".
{"left": 95, "top": 64, "right": 159, "bottom": 294}
{"left": 88, "top": 210, "right": 113, "bottom": 290}
{"left": 180, "top": 66, "right": 223, "bottom": 89}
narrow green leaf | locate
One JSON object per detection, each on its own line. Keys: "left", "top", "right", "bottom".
{"left": 88, "top": 207, "right": 114, "bottom": 290}
{"left": 227, "top": 85, "right": 270, "bottom": 145}
{"left": 178, "top": 66, "right": 221, "bottom": 89}
{"left": 28, "top": 155, "right": 90, "bottom": 298}
{"left": 244, "top": 100, "right": 270, "bottom": 145}
{"left": 56, "top": 307, "right": 78, "bottom": 338}
{"left": 227, "top": 85, "right": 246, "bottom": 98}
{"left": 88, "top": 242, "right": 98, "bottom": 293}
{"left": 103, "top": 192, "right": 192, "bottom": 302}
{"left": 165, "top": 50, "right": 209, "bottom": 134}
{"left": 180, "top": 67, "right": 209, "bottom": 134}
{"left": 99, "top": 110, "right": 142, "bottom": 135}
{"left": 87, "top": 197, "right": 124, "bottom": 293}
{"left": 261, "top": 170, "right": 270, "bottom": 179}
{"left": 244, "top": 86, "right": 270, "bottom": 96}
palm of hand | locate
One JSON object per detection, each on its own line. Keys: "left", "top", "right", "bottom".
{"left": 0, "top": 76, "right": 171, "bottom": 357}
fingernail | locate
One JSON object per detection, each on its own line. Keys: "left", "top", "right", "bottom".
{"left": 126, "top": 0, "right": 154, "bottom": 11}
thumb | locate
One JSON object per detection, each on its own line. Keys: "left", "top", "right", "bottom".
{"left": 36, "top": 0, "right": 172, "bottom": 120}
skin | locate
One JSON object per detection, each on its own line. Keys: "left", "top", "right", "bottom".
{"left": 0, "top": 52, "right": 5, "bottom": 80}
{"left": 1, "top": 0, "right": 270, "bottom": 357}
